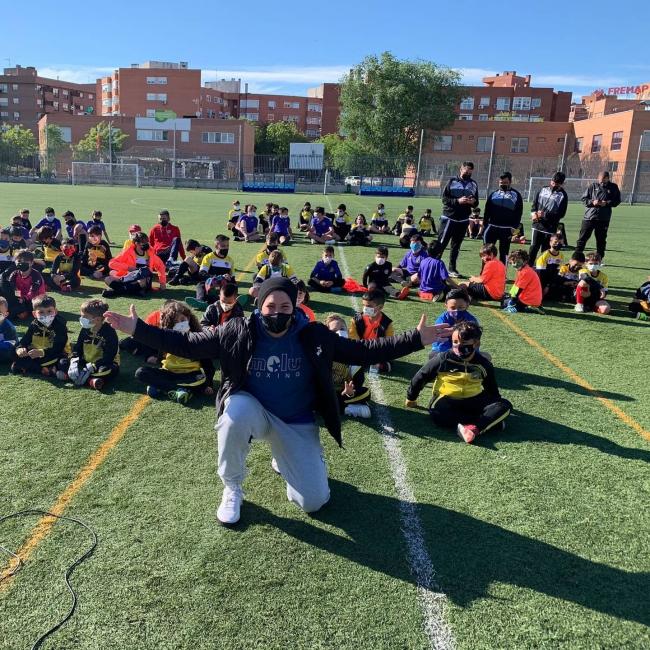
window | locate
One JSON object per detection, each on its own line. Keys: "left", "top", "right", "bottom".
{"left": 268, "top": 113, "right": 275, "bottom": 121}
{"left": 59, "top": 126, "right": 72, "bottom": 143}
{"left": 496, "top": 97, "right": 510, "bottom": 110}
{"left": 240, "top": 99, "right": 260, "bottom": 109}
{"left": 12, "top": 84, "right": 18, "bottom": 91}
{"left": 284, "top": 101, "right": 300, "bottom": 109}
{"left": 458, "top": 114, "right": 473, "bottom": 120}
{"left": 608, "top": 161, "right": 619, "bottom": 172}
{"left": 180, "top": 131, "right": 189, "bottom": 143}
{"left": 0, "top": 98, "right": 8, "bottom": 107}
{"left": 137, "top": 129, "right": 169, "bottom": 141}
{"left": 306, "top": 129, "right": 320, "bottom": 137}
{"left": 479, "top": 97, "right": 490, "bottom": 108}
{"left": 242, "top": 112, "right": 259, "bottom": 121}
{"left": 89, "top": 94, "right": 94, "bottom": 100}
{"left": 591, "top": 134, "right": 602, "bottom": 153}
{"left": 511, "top": 137, "right": 529, "bottom": 153}
{"left": 102, "top": 98, "right": 112, "bottom": 106}
{"left": 268, "top": 100, "right": 276, "bottom": 109}
{"left": 53, "top": 101, "right": 59, "bottom": 109}
{"left": 513, "top": 96, "right": 531, "bottom": 111}
{"left": 283, "top": 115, "right": 299, "bottom": 123}
{"left": 478, "top": 114, "right": 488, "bottom": 121}
{"left": 531, "top": 97, "right": 541, "bottom": 109}
{"left": 0, "top": 84, "right": 7, "bottom": 93}
{"left": 201, "top": 132, "right": 235, "bottom": 144}
{"left": 146, "top": 109, "right": 156, "bottom": 118}
{"left": 146, "top": 93, "right": 167, "bottom": 101}
{"left": 146, "top": 76, "right": 168, "bottom": 84}
{"left": 12, "top": 97, "right": 19, "bottom": 104}
{"left": 307, "top": 103, "right": 321, "bottom": 112}
{"left": 36, "top": 99, "right": 42, "bottom": 107}
{"left": 611, "top": 131, "right": 623, "bottom": 151}
{"left": 536, "top": 137, "right": 546, "bottom": 143}
{"left": 460, "top": 97, "right": 475, "bottom": 110}
{"left": 433, "top": 135, "right": 452, "bottom": 151}
{"left": 306, "top": 117, "right": 321, "bottom": 125}
{"left": 206, "top": 95, "right": 211, "bottom": 103}
{"left": 0, "top": 112, "right": 8, "bottom": 117}
{"left": 476, "top": 136, "right": 492, "bottom": 152}
{"left": 53, "top": 88, "right": 59, "bottom": 96}
{"left": 62, "top": 89, "right": 69, "bottom": 96}
{"left": 63, "top": 103, "right": 68, "bottom": 110}
{"left": 13, "top": 112, "right": 19, "bottom": 120}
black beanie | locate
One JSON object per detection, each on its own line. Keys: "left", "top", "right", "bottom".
{"left": 257, "top": 277, "right": 298, "bottom": 310}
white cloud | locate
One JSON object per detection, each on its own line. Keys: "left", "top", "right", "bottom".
{"left": 534, "top": 74, "right": 621, "bottom": 88}
{"left": 457, "top": 67, "right": 497, "bottom": 84}
{"left": 201, "top": 65, "right": 350, "bottom": 88}
{"left": 37, "top": 65, "right": 115, "bottom": 84}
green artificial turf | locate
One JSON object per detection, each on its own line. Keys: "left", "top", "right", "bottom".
{"left": 0, "top": 183, "right": 648, "bottom": 649}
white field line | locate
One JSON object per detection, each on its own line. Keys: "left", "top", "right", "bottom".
{"left": 326, "top": 196, "right": 455, "bottom": 650}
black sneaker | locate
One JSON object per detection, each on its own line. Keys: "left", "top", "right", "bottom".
{"left": 102, "top": 289, "right": 116, "bottom": 298}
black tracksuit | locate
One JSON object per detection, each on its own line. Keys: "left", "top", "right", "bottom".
{"left": 483, "top": 188, "right": 524, "bottom": 264}
{"left": 432, "top": 176, "right": 479, "bottom": 272}
{"left": 529, "top": 186, "right": 568, "bottom": 262}
{"left": 362, "top": 261, "right": 394, "bottom": 292}
{"left": 576, "top": 181, "right": 621, "bottom": 259}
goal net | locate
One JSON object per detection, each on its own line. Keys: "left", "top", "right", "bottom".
{"left": 526, "top": 177, "right": 597, "bottom": 202}
{"left": 71, "top": 162, "right": 140, "bottom": 187}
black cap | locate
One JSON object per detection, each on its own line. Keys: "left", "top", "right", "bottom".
{"left": 257, "top": 277, "right": 298, "bottom": 310}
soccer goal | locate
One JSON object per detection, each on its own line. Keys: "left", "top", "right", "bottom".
{"left": 526, "top": 177, "right": 598, "bottom": 202}
{"left": 71, "top": 162, "right": 141, "bottom": 187}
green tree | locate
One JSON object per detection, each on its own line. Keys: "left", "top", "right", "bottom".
{"left": 75, "top": 122, "right": 129, "bottom": 161}
{"left": 41, "top": 125, "right": 69, "bottom": 174}
{"left": 254, "top": 120, "right": 307, "bottom": 156}
{"left": 339, "top": 52, "right": 463, "bottom": 162}
{"left": 0, "top": 124, "right": 38, "bottom": 159}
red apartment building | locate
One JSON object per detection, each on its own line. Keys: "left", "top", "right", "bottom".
{"left": 0, "top": 65, "right": 96, "bottom": 135}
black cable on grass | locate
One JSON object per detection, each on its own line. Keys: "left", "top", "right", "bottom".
{"left": 0, "top": 509, "right": 98, "bottom": 650}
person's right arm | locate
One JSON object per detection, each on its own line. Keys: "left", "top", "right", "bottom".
{"left": 406, "top": 356, "right": 442, "bottom": 401}
{"left": 132, "top": 319, "right": 222, "bottom": 360}
{"left": 581, "top": 184, "right": 592, "bottom": 207}
{"left": 441, "top": 179, "right": 455, "bottom": 208}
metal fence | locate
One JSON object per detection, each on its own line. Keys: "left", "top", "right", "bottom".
{"left": 1, "top": 147, "right": 649, "bottom": 203}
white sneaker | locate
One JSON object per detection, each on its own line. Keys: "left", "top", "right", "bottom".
{"left": 345, "top": 404, "right": 371, "bottom": 418}
{"left": 325, "top": 239, "right": 336, "bottom": 245}
{"left": 270, "top": 457, "right": 281, "bottom": 475}
{"left": 574, "top": 303, "right": 585, "bottom": 312}
{"left": 55, "top": 370, "right": 68, "bottom": 381}
{"left": 217, "top": 484, "right": 244, "bottom": 525}
{"left": 310, "top": 238, "right": 316, "bottom": 244}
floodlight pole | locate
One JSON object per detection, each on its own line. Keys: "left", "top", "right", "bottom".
{"left": 485, "top": 131, "right": 496, "bottom": 199}
{"left": 108, "top": 122, "right": 113, "bottom": 184}
{"left": 414, "top": 129, "right": 424, "bottom": 196}
{"left": 628, "top": 131, "right": 646, "bottom": 205}
{"left": 172, "top": 120, "right": 177, "bottom": 184}
{"left": 560, "top": 132, "right": 568, "bottom": 173}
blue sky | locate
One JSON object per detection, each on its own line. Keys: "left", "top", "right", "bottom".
{"left": 3, "top": 1, "right": 649, "bottom": 98}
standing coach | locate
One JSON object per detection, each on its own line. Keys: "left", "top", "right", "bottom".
{"left": 482, "top": 172, "right": 523, "bottom": 264}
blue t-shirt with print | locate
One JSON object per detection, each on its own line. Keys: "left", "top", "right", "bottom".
{"left": 239, "top": 215, "right": 258, "bottom": 234}
{"left": 399, "top": 250, "right": 428, "bottom": 274}
{"left": 271, "top": 215, "right": 291, "bottom": 236}
{"left": 0, "top": 317, "right": 17, "bottom": 352}
{"left": 244, "top": 312, "right": 315, "bottom": 423}
{"left": 431, "top": 310, "right": 479, "bottom": 353}
{"left": 311, "top": 217, "right": 332, "bottom": 236}
{"left": 310, "top": 259, "right": 342, "bottom": 282}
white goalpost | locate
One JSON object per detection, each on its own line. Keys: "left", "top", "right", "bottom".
{"left": 526, "top": 176, "right": 598, "bottom": 202}
{"left": 71, "top": 162, "right": 141, "bottom": 187}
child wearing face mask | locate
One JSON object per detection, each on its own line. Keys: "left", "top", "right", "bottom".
{"left": 325, "top": 314, "right": 371, "bottom": 418}
{"left": 30, "top": 208, "right": 62, "bottom": 240}
{"left": 235, "top": 205, "right": 260, "bottom": 242}
{"left": 201, "top": 283, "right": 244, "bottom": 329}
{"left": 34, "top": 226, "right": 62, "bottom": 269}
{"left": 467, "top": 207, "right": 484, "bottom": 240}
{"left": 535, "top": 234, "right": 564, "bottom": 299}
{"left": 168, "top": 239, "right": 212, "bottom": 286}
{"left": 50, "top": 239, "right": 81, "bottom": 292}
{"left": 1, "top": 250, "right": 46, "bottom": 319}
{"left": 82, "top": 226, "right": 113, "bottom": 280}
{"left": 271, "top": 207, "right": 293, "bottom": 245}
{"left": 419, "top": 209, "right": 437, "bottom": 237}
{"left": 256, "top": 233, "right": 287, "bottom": 270}
{"left": 549, "top": 251, "right": 585, "bottom": 302}
{"left": 392, "top": 205, "right": 414, "bottom": 237}
{"left": 58, "top": 299, "right": 119, "bottom": 389}
{"left": 308, "top": 245, "right": 344, "bottom": 293}
{"left": 187, "top": 235, "right": 236, "bottom": 310}
{"left": 349, "top": 289, "right": 395, "bottom": 374}
{"left": 62, "top": 211, "right": 88, "bottom": 252}
{"left": 362, "top": 246, "right": 396, "bottom": 297}
{"left": 11, "top": 294, "right": 70, "bottom": 376}
{"left": 122, "top": 224, "right": 142, "bottom": 251}
{"left": 575, "top": 253, "right": 610, "bottom": 314}
{"left": 462, "top": 244, "right": 506, "bottom": 303}
{"left": 86, "top": 210, "right": 114, "bottom": 245}
{"left": 430, "top": 289, "right": 479, "bottom": 356}
{"left": 349, "top": 214, "right": 372, "bottom": 246}
{"left": 227, "top": 200, "right": 243, "bottom": 231}
{"left": 502, "top": 249, "right": 543, "bottom": 313}
{"left": 398, "top": 215, "right": 419, "bottom": 248}
{"left": 410, "top": 242, "right": 457, "bottom": 302}
{"left": 395, "top": 234, "right": 428, "bottom": 300}
{"left": 298, "top": 202, "right": 312, "bottom": 232}
{"left": 0, "top": 237, "right": 14, "bottom": 275}
{"left": 119, "top": 301, "right": 173, "bottom": 364}
{"left": 295, "top": 280, "right": 316, "bottom": 322}
{"left": 134, "top": 300, "right": 208, "bottom": 404}
{"left": 406, "top": 321, "right": 512, "bottom": 444}
{"left": 332, "top": 203, "right": 352, "bottom": 241}
{"left": 629, "top": 276, "right": 650, "bottom": 321}
{"left": 0, "top": 296, "right": 18, "bottom": 363}
{"left": 370, "top": 204, "right": 390, "bottom": 234}
{"left": 308, "top": 208, "right": 337, "bottom": 244}
{"left": 249, "top": 251, "right": 298, "bottom": 300}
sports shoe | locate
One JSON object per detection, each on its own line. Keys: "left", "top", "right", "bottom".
{"left": 41, "top": 366, "right": 53, "bottom": 377}
{"left": 330, "top": 287, "right": 342, "bottom": 294}
{"left": 270, "top": 457, "right": 281, "bottom": 475}
{"left": 418, "top": 291, "right": 434, "bottom": 301}
{"left": 169, "top": 388, "right": 192, "bottom": 405}
{"left": 55, "top": 370, "right": 68, "bottom": 381}
{"left": 88, "top": 377, "right": 105, "bottom": 390}
{"left": 185, "top": 297, "right": 209, "bottom": 311}
{"left": 344, "top": 404, "right": 371, "bottom": 418}
{"left": 168, "top": 276, "right": 181, "bottom": 286}
{"left": 502, "top": 305, "right": 518, "bottom": 313}
{"left": 325, "top": 239, "right": 336, "bottom": 245}
{"left": 448, "top": 270, "right": 461, "bottom": 279}
{"left": 574, "top": 303, "right": 585, "bottom": 313}
{"left": 102, "top": 289, "right": 116, "bottom": 298}
{"left": 217, "top": 484, "right": 244, "bottom": 525}
{"left": 10, "top": 362, "right": 25, "bottom": 375}
{"left": 146, "top": 385, "right": 161, "bottom": 398}
{"left": 457, "top": 423, "right": 478, "bottom": 444}
{"left": 397, "top": 286, "right": 410, "bottom": 301}
{"left": 636, "top": 312, "right": 649, "bottom": 321}
{"left": 378, "top": 362, "right": 392, "bottom": 374}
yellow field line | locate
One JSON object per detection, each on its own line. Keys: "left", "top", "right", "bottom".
{"left": 490, "top": 309, "right": 650, "bottom": 442}
{"left": 0, "top": 247, "right": 261, "bottom": 594}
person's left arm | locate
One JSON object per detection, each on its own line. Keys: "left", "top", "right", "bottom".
{"left": 175, "top": 227, "right": 186, "bottom": 258}
{"left": 332, "top": 261, "right": 343, "bottom": 281}
{"left": 558, "top": 190, "right": 569, "bottom": 220}
{"left": 609, "top": 185, "right": 621, "bottom": 209}
{"left": 41, "top": 319, "right": 68, "bottom": 362}
{"left": 406, "top": 356, "right": 442, "bottom": 402}
{"left": 152, "top": 253, "right": 167, "bottom": 287}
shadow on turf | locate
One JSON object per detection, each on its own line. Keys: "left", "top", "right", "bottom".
{"left": 236, "top": 480, "right": 649, "bottom": 627}
{"left": 542, "top": 307, "right": 647, "bottom": 329}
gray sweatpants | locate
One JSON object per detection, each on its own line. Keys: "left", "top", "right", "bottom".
{"left": 216, "top": 391, "right": 330, "bottom": 513}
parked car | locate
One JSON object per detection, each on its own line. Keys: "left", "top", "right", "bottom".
{"left": 344, "top": 176, "right": 361, "bottom": 186}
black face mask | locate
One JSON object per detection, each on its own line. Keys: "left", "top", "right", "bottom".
{"left": 17, "top": 262, "right": 30, "bottom": 272}
{"left": 461, "top": 173, "right": 471, "bottom": 181}
{"left": 139, "top": 242, "right": 150, "bottom": 252}
{"left": 455, "top": 344, "right": 475, "bottom": 359}
{"left": 93, "top": 217, "right": 102, "bottom": 222}
{"left": 159, "top": 219, "right": 169, "bottom": 226}
{"left": 217, "top": 248, "right": 229, "bottom": 257}
{"left": 499, "top": 184, "right": 510, "bottom": 191}
{"left": 261, "top": 312, "right": 292, "bottom": 334}
{"left": 267, "top": 245, "right": 278, "bottom": 252}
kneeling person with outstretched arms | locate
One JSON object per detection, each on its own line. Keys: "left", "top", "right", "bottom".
{"left": 405, "top": 321, "right": 512, "bottom": 444}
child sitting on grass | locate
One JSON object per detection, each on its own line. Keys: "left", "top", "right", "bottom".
{"left": 168, "top": 239, "right": 212, "bottom": 286}
{"left": 298, "top": 202, "right": 312, "bottom": 232}
{"left": 548, "top": 251, "right": 585, "bottom": 302}
{"left": 308, "top": 245, "right": 344, "bottom": 293}
{"left": 410, "top": 242, "right": 458, "bottom": 302}
{"left": 419, "top": 208, "right": 437, "bottom": 237}
{"left": 405, "top": 321, "right": 512, "bottom": 444}
{"left": 308, "top": 207, "right": 337, "bottom": 244}
{"left": 271, "top": 207, "right": 292, "bottom": 245}
{"left": 461, "top": 243, "right": 506, "bottom": 303}
{"left": 362, "top": 246, "right": 397, "bottom": 297}
{"left": 0, "top": 296, "right": 18, "bottom": 363}
{"left": 629, "top": 276, "right": 650, "bottom": 321}
{"left": 201, "top": 283, "right": 244, "bottom": 329}
{"left": 11, "top": 294, "right": 70, "bottom": 376}
{"left": 187, "top": 235, "right": 236, "bottom": 311}
{"left": 296, "top": 280, "right": 316, "bottom": 322}
{"left": 249, "top": 251, "right": 298, "bottom": 300}
{"left": 60, "top": 299, "right": 119, "bottom": 390}
{"left": 50, "top": 239, "right": 81, "bottom": 292}
{"left": 349, "top": 289, "right": 395, "bottom": 374}
{"left": 575, "top": 252, "right": 610, "bottom": 314}
{"left": 349, "top": 214, "right": 372, "bottom": 246}
{"left": 430, "top": 288, "right": 479, "bottom": 356}
{"left": 134, "top": 300, "right": 208, "bottom": 404}
{"left": 34, "top": 226, "right": 61, "bottom": 269}
{"left": 395, "top": 235, "right": 428, "bottom": 299}
{"left": 325, "top": 314, "right": 371, "bottom": 418}
{"left": 535, "top": 234, "right": 564, "bottom": 299}
{"left": 81, "top": 225, "right": 112, "bottom": 280}
{"left": 226, "top": 200, "right": 243, "bottom": 231}
{"left": 255, "top": 232, "right": 286, "bottom": 270}
{"left": 398, "top": 215, "right": 419, "bottom": 248}
{"left": 1, "top": 250, "right": 46, "bottom": 320}
{"left": 235, "top": 205, "right": 260, "bottom": 242}
{"left": 370, "top": 204, "right": 390, "bottom": 234}
{"left": 467, "top": 207, "right": 483, "bottom": 239}
{"left": 119, "top": 302, "right": 172, "bottom": 364}
{"left": 502, "top": 249, "right": 543, "bottom": 313}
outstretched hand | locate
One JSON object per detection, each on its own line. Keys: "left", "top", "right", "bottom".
{"left": 416, "top": 314, "right": 453, "bottom": 346}
{"left": 104, "top": 304, "right": 139, "bottom": 335}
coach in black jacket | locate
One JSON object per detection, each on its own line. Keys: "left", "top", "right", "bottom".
{"left": 529, "top": 171, "right": 569, "bottom": 262}
{"left": 576, "top": 171, "right": 621, "bottom": 259}
{"left": 105, "top": 277, "right": 450, "bottom": 525}
{"left": 483, "top": 172, "right": 523, "bottom": 264}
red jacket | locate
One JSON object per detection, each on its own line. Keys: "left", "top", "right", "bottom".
{"left": 149, "top": 223, "right": 184, "bottom": 258}
{"left": 108, "top": 246, "right": 167, "bottom": 285}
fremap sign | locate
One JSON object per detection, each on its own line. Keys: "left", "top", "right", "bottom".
{"left": 597, "top": 84, "right": 650, "bottom": 96}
